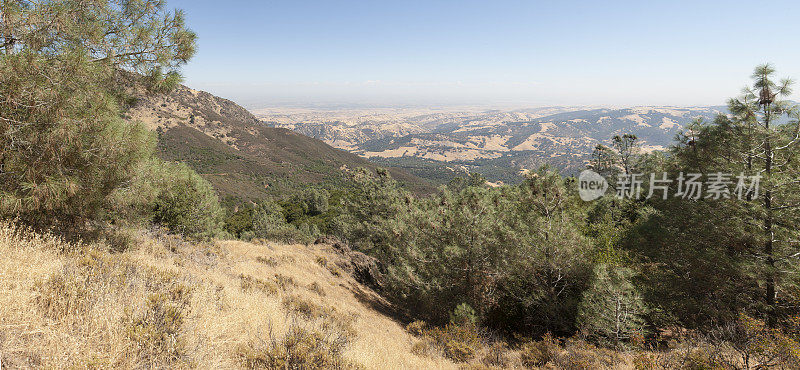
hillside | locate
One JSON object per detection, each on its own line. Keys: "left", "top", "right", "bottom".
{"left": 259, "top": 106, "right": 724, "bottom": 184}
{"left": 0, "top": 222, "right": 460, "bottom": 368}
{"left": 124, "top": 85, "right": 434, "bottom": 202}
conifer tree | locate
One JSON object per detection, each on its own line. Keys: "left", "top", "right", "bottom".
{"left": 727, "top": 65, "right": 800, "bottom": 325}
{"left": 660, "top": 65, "right": 800, "bottom": 327}
{"left": 0, "top": 0, "right": 196, "bottom": 228}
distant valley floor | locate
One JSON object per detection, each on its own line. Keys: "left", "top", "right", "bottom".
{"left": 256, "top": 106, "right": 724, "bottom": 185}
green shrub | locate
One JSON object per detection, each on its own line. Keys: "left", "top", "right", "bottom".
{"left": 337, "top": 167, "right": 592, "bottom": 334}
{"left": 301, "top": 188, "right": 330, "bottom": 216}
{"left": 224, "top": 208, "right": 254, "bottom": 238}
{"left": 450, "top": 303, "right": 478, "bottom": 326}
{"left": 150, "top": 161, "right": 224, "bottom": 239}
{"left": 251, "top": 200, "right": 318, "bottom": 244}
{"left": 576, "top": 264, "right": 646, "bottom": 345}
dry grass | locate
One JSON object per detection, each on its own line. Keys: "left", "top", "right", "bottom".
{"left": 0, "top": 221, "right": 457, "bottom": 369}
{"left": 3, "top": 220, "right": 760, "bottom": 369}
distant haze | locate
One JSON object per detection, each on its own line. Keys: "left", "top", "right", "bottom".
{"left": 171, "top": 0, "right": 800, "bottom": 108}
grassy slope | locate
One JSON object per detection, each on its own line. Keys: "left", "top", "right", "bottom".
{"left": 0, "top": 222, "right": 456, "bottom": 368}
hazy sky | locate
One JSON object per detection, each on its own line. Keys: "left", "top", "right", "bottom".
{"left": 169, "top": 0, "right": 800, "bottom": 108}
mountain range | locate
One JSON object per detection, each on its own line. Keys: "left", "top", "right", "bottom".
{"left": 257, "top": 106, "right": 726, "bottom": 184}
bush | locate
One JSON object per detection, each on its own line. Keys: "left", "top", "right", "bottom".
{"left": 301, "top": 188, "right": 330, "bottom": 216}
{"left": 450, "top": 303, "right": 478, "bottom": 326}
{"left": 520, "top": 334, "right": 560, "bottom": 368}
{"left": 124, "top": 293, "right": 188, "bottom": 367}
{"left": 406, "top": 320, "right": 428, "bottom": 337}
{"left": 337, "top": 167, "right": 592, "bottom": 335}
{"left": 239, "top": 274, "right": 278, "bottom": 295}
{"left": 237, "top": 322, "right": 360, "bottom": 370}
{"left": 409, "top": 321, "right": 483, "bottom": 362}
{"left": 150, "top": 161, "right": 224, "bottom": 239}
{"left": 713, "top": 314, "right": 800, "bottom": 368}
{"left": 251, "top": 200, "right": 318, "bottom": 244}
{"left": 442, "top": 340, "right": 476, "bottom": 362}
{"left": 482, "top": 341, "right": 510, "bottom": 367}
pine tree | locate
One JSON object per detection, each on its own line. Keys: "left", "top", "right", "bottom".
{"left": 727, "top": 65, "right": 800, "bottom": 325}
{"left": 0, "top": 0, "right": 196, "bottom": 228}
{"left": 663, "top": 65, "right": 800, "bottom": 327}
{"left": 577, "top": 264, "right": 646, "bottom": 345}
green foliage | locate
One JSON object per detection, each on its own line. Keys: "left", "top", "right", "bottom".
{"left": 223, "top": 207, "right": 254, "bottom": 238}
{"left": 251, "top": 199, "right": 319, "bottom": 244}
{"left": 577, "top": 264, "right": 646, "bottom": 345}
{"left": 300, "top": 188, "right": 330, "bottom": 216}
{"left": 337, "top": 166, "right": 592, "bottom": 335}
{"left": 333, "top": 167, "right": 413, "bottom": 257}
{"left": 623, "top": 65, "right": 800, "bottom": 330}
{"left": 330, "top": 65, "right": 800, "bottom": 342}
{"left": 611, "top": 133, "right": 641, "bottom": 175}
{"left": 151, "top": 161, "right": 224, "bottom": 239}
{"left": 0, "top": 0, "right": 198, "bottom": 231}
{"left": 450, "top": 303, "right": 478, "bottom": 326}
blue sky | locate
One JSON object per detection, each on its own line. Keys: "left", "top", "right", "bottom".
{"left": 169, "top": 0, "right": 800, "bottom": 108}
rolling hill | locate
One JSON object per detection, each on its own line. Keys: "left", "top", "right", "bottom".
{"left": 259, "top": 106, "right": 725, "bottom": 184}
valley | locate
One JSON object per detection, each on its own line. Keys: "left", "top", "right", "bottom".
{"left": 256, "top": 106, "right": 724, "bottom": 184}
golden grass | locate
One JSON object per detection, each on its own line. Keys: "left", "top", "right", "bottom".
{"left": 0, "top": 221, "right": 457, "bottom": 369}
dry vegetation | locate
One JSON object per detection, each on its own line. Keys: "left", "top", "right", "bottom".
{"left": 0, "top": 221, "right": 457, "bottom": 369}
{"left": 3, "top": 221, "right": 790, "bottom": 369}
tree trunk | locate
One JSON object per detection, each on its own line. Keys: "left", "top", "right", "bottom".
{"left": 763, "top": 104, "right": 776, "bottom": 327}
